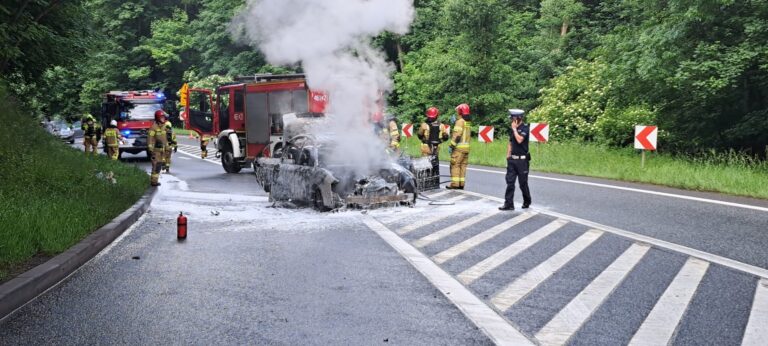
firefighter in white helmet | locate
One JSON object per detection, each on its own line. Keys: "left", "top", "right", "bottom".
{"left": 103, "top": 120, "right": 123, "bottom": 160}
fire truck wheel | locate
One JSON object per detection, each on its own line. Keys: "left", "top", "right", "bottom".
{"left": 221, "top": 142, "right": 242, "bottom": 174}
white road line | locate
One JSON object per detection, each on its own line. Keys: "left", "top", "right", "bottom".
{"left": 458, "top": 219, "right": 568, "bottom": 285}
{"left": 456, "top": 189, "right": 768, "bottom": 280}
{"left": 439, "top": 164, "right": 768, "bottom": 213}
{"left": 413, "top": 210, "right": 502, "bottom": 248}
{"left": 433, "top": 212, "right": 536, "bottom": 264}
{"left": 491, "top": 229, "right": 604, "bottom": 312}
{"left": 362, "top": 217, "right": 535, "bottom": 346}
{"left": 629, "top": 257, "right": 709, "bottom": 346}
{"left": 397, "top": 196, "right": 468, "bottom": 235}
{"left": 536, "top": 243, "right": 650, "bottom": 346}
{"left": 176, "top": 148, "right": 220, "bottom": 166}
{"left": 742, "top": 279, "right": 768, "bottom": 346}
{"left": 423, "top": 190, "right": 453, "bottom": 199}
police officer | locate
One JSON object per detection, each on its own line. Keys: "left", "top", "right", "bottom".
{"left": 499, "top": 109, "right": 531, "bottom": 210}
{"left": 148, "top": 110, "right": 168, "bottom": 186}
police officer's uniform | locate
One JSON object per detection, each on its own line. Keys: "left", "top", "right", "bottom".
{"left": 500, "top": 109, "right": 531, "bottom": 210}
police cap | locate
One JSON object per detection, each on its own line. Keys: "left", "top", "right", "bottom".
{"left": 508, "top": 109, "right": 525, "bottom": 118}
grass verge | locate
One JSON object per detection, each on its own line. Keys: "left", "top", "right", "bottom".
{"left": 0, "top": 86, "right": 148, "bottom": 282}
{"left": 400, "top": 136, "right": 768, "bottom": 200}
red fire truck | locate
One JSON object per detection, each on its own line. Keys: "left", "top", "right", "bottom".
{"left": 184, "top": 74, "right": 327, "bottom": 173}
{"left": 101, "top": 90, "right": 169, "bottom": 159}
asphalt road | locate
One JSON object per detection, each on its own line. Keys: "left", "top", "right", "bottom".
{"left": 1, "top": 138, "right": 766, "bottom": 345}
{"left": 443, "top": 163, "right": 768, "bottom": 269}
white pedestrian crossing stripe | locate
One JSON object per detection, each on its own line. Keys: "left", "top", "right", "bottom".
{"left": 458, "top": 219, "right": 568, "bottom": 285}
{"left": 413, "top": 210, "right": 501, "bottom": 248}
{"left": 432, "top": 212, "right": 535, "bottom": 264}
{"left": 177, "top": 144, "right": 220, "bottom": 163}
{"left": 742, "top": 279, "right": 768, "bottom": 346}
{"left": 364, "top": 187, "right": 765, "bottom": 346}
{"left": 396, "top": 195, "right": 468, "bottom": 235}
{"left": 491, "top": 229, "right": 603, "bottom": 311}
{"left": 536, "top": 243, "right": 650, "bottom": 346}
{"left": 629, "top": 257, "right": 709, "bottom": 346}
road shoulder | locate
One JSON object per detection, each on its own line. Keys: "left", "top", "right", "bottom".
{"left": 0, "top": 187, "right": 158, "bottom": 320}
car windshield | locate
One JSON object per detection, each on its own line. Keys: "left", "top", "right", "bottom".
{"left": 124, "top": 102, "right": 163, "bottom": 120}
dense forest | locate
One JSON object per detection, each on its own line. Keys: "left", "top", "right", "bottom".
{"left": 2, "top": 0, "right": 766, "bottom": 155}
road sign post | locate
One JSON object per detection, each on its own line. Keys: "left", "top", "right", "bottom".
{"left": 634, "top": 125, "right": 658, "bottom": 168}
{"left": 478, "top": 126, "right": 494, "bottom": 163}
{"left": 402, "top": 123, "right": 413, "bottom": 153}
{"left": 530, "top": 123, "right": 549, "bottom": 158}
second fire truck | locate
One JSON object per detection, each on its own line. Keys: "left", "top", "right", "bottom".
{"left": 184, "top": 74, "right": 327, "bottom": 173}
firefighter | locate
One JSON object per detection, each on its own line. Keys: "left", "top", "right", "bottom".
{"left": 81, "top": 114, "right": 101, "bottom": 156}
{"left": 200, "top": 135, "right": 210, "bottom": 159}
{"left": 103, "top": 120, "right": 122, "bottom": 160}
{"left": 148, "top": 110, "right": 169, "bottom": 186}
{"left": 447, "top": 103, "right": 472, "bottom": 190}
{"left": 373, "top": 112, "right": 400, "bottom": 154}
{"left": 386, "top": 113, "right": 400, "bottom": 153}
{"left": 163, "top": 120, "right": 177, "bottom": 172}
{"left": 418, "top": 107, "right": 449, "bottom": 157}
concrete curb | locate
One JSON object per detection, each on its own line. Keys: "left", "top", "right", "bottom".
{"left": 0, "top": 187, "right": 157, "bottom": 320}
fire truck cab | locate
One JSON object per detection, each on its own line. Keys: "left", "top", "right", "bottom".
{"left": 184, "top": 74, "right": 327, "bottom": 173}
{"left": 101, "top": 90, "right": 169, "bottom": 159}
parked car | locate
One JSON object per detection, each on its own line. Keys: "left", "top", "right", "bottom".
{"left": 71, "top": 120, "right": 83, "bottom": 138}
{"left": 47, "top": 121, "right": 75, "bottom": 144}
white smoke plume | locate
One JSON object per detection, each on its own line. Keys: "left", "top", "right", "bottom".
{"left": 233, "top": 0, "right": 415, "bottom": 175}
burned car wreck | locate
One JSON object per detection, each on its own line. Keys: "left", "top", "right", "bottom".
{"left": 254, "top": 113, "right": 436, "bottom": 211}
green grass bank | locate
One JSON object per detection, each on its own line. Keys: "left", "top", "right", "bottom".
{"left": 400, "top": 136, "right": 768, "bottom": 200}
{"left": 0, "top": 87, "right": 148, "bottom": 282}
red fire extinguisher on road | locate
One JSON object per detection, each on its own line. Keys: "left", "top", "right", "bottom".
{"left": 177, "top": 211, "right": 187, "bottom": 240}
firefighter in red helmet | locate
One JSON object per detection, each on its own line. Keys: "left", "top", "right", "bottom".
{"left": 418, "top": 107, "right": 448, "bottom": 157}
{"left": 447, "top": 103, "right": 471, "bottom": 189}
{"left": 147, "top": 110, "right": 169, "bottom": 186}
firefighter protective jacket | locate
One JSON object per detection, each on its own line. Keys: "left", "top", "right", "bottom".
{"left": 103, "top": 127, "right": 121, "bottom": 147}
{"left": 388, "top": 119, "right": 400, "bottom": 150}
{"left": 450, "top": 118, "right": 471, "bottom": 153}
{"left": 83, "top": 122, "right": 102, "bottom": 140}
{"left": 164, "top": 121, "right": 177, "bottom": 147}
{"left": 147, "top": 122, "right": 168, "bottom": 152}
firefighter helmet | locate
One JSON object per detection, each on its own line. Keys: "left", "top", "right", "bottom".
{"left": 426, "top": 107, "right": 439, "bottom": 119}
{"left": 455, "top": 103, "right": 470, "bottom": 116}
{"left": 110, "top": 120, "right": 118, "bottom": 127}
{"left": 154, "top": 110, "right": 166, "bottom": 122}
{"left": 371, "top": 111, "right": 383, "bottom": 123}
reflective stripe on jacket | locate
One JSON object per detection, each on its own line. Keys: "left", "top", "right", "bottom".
{"left": 104, "top": 128, "right": 120, "bottom": 146}
{"left": 450, "top": 118, "right": 471, "bottom": 151}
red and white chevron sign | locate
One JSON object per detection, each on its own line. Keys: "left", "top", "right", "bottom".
{"left": 530, "top": 123, "right": 549, "bottom": 143}
{"left": 634, "top": 125, "right": 658, "bottom": 150}
{"left": 478, "top": 126, "right": 494, "bottom": 143}
{"left": 402, "top": 123, "right": 413, "bottom": 138}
